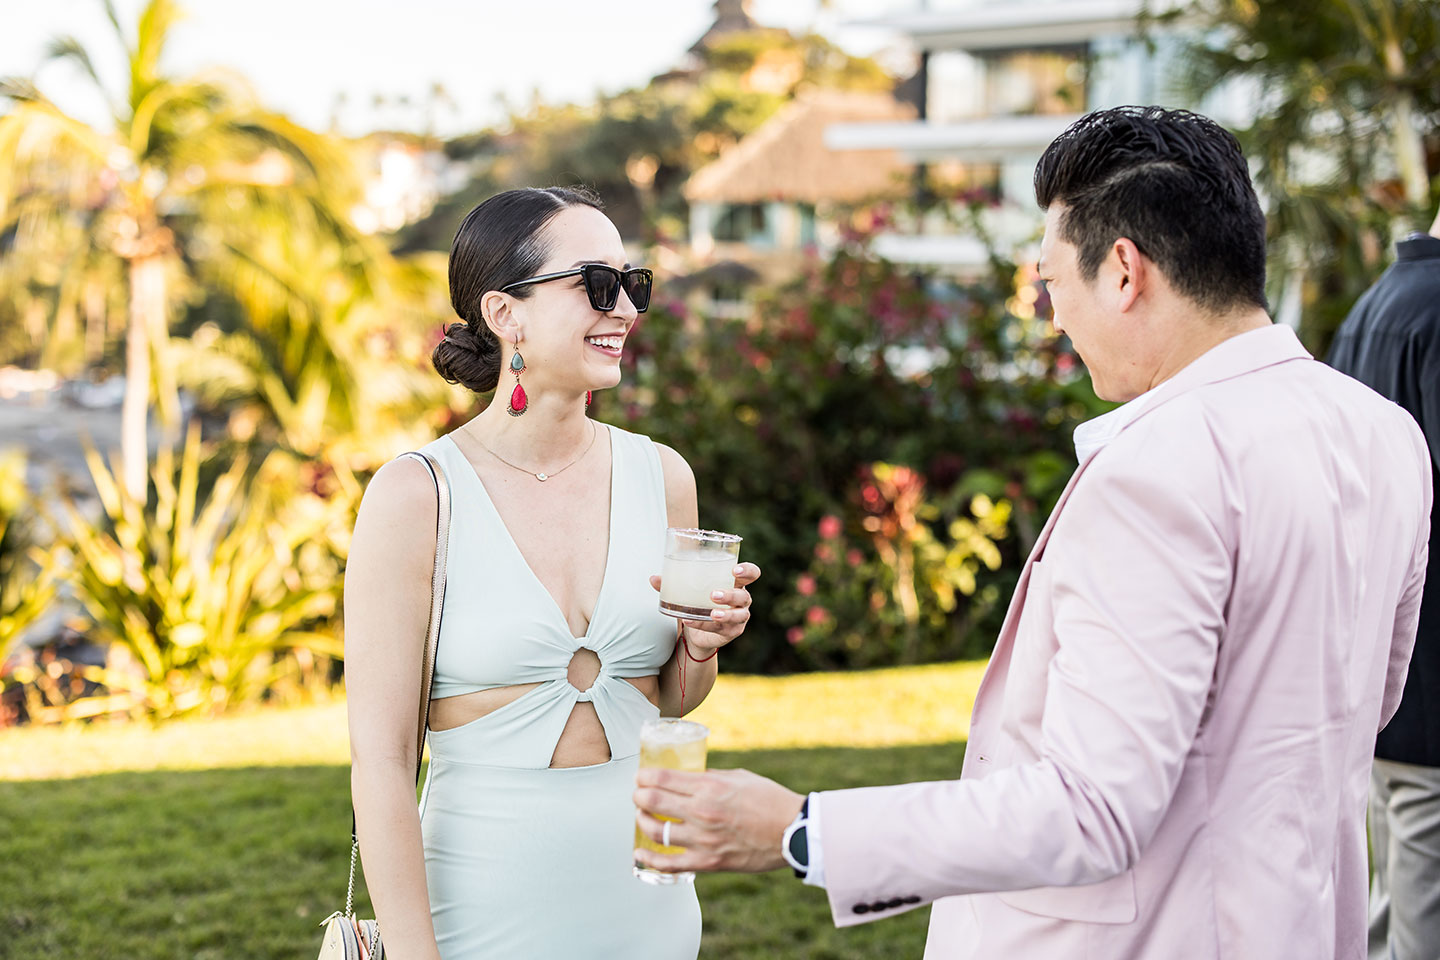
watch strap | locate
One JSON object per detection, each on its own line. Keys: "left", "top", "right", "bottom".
{"left": 782, "top": 796, "right": 810, "bottom": 878}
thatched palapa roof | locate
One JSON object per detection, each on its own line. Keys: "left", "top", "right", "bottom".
{"left": 684, "top": 91, "right": 916, "bottom": 207}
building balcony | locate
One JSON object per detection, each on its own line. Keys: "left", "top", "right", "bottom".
{"left": 825, "top": 113, "right": 1082, "bottom": 163}
{"left": 851, "top": 0, "right": 1188, "bottom": 52}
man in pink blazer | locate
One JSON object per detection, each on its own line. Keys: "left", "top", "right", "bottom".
{"left": 634, "top": 106, "right": 1433, "bottom": 958}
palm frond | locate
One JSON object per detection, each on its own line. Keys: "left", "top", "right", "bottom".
{"left": 98, "top": 0, "right": 127, "bottom": 48}
{"left": 130, "top": 0, "right": 184, "bottom": 109}
{"left": 43, "top": 36, "right": 108, "bottom": 96}
{"left": 0, "top": 76, "right": 44, "bottom": 105}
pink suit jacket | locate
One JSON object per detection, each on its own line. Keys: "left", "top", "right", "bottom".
{"left": 817, "top": 325, "right": 1433, "bottom": 958}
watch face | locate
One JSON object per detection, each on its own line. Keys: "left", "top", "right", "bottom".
{"left": 788, "top": 824, "right": 808, "bottom": 867}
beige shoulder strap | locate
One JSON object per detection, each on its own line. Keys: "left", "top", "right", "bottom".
{"left": 345, "top": 448, "right": 452, "bottom": 912}
{"left": 396, "top": 449, "right": 451, "bottom": 782}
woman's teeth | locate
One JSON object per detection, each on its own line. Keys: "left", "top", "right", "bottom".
{"left": 585, "top": 335, "right": 623, "bottom": 350}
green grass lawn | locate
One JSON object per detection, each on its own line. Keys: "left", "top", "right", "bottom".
{"left": 0, "top": 745, "right": 965, "bottom": 960}
{"left": 0, "top": 662, "right": 985, "bottom": 959}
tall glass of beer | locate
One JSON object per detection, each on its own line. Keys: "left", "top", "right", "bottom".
{"left": 658, "top": 528, "right": 742, "bottom": 620}
{"left": 633, "top": 717, "right": 709, "bottom": 885}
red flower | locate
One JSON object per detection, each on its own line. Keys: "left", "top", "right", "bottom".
{"left": 818, "top": 515, "right": 842, "bottom": 540}
{"left": 797, "top": 574, "right": 817, "bottom": 596}
{"left": 805, "top": 605, "right": 829, "bottom": 626}
{"left": 846, "top": 549, "right": 863, "bottom": 568}
{"left": 787, "top": 626, "right": 805, "bottom": 645}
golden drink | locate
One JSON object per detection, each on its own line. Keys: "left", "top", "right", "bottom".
{"left": 633, "top": 718, "right": 709, "bottom": 885}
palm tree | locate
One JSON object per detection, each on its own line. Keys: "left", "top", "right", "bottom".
{"left": 0, "top": 0, "right": 377, "bottom": 498}
{"left": 1166, "top": 0, "right": 1440, "bottom": 351}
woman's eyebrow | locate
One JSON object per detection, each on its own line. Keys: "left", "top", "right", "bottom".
{"left": 567, "top": 259, "right": 632, "bottom": 269}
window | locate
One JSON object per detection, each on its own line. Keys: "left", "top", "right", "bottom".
{"left": 798, "top": 204, "right": 817, "bottom": 248}
{"left": 712, "top": 203, "right": 772, "bottom": 246}
{"left": 980, "top": 48, "right": 1087, "bottom": 117}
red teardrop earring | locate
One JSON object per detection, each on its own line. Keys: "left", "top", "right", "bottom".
{"left": 585, "top": 390, "right": 592, "bottom": 409}
{"left": 506, "top": 349, "right": 528, "bottom": 417}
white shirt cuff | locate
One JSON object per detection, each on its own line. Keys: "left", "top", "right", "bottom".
{"left": 802, "top": 791, "right": 826, "bottom": 888}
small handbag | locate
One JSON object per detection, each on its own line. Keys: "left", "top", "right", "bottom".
{"left": 318, "top": 450, "right": 451, "bottom": 960}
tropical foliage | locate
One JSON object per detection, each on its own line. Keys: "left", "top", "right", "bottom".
{"left": 4, "top": 0, "right": 1431, "bottom": 721}
{"left": 0, "top": 0, "right": 398, "bottom": 496}
{"left": 1165, "top": 0, "right": 1440, "bottom": 353}
{"left": 0, "top": 451, "right": 56, "bottom": 670}
{"left": 400, "top": 30, "right": 892, "bottom": 250}
{"left": 26, "top": 424, "right": 352, "bottom": 722}
{"left": 611, "top": 204, "right": 1106, "bottom": 672}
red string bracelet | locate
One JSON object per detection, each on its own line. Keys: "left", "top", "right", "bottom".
{"left": 681, "top": 634, "right": 720, "bottom": 663}
{"left": 676, "top": 623, "right": 720, "bottom": 713}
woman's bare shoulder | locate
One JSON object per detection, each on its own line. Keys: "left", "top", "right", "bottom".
{"left": 651, "top": 441, "right": 697, "bottom": 526}
{"left": 651, "top": 441, "right": 695, "bottom": 487}
{"left": 352, "top": 455, "right": 441, "bottom": 555}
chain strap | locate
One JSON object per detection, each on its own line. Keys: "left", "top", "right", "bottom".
{"left": 345, "top": 838, "right": 359, "bottom": 917}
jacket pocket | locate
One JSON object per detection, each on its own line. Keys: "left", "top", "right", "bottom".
{"left": 995, "top": 868, "right": 1137, "bottom": 924}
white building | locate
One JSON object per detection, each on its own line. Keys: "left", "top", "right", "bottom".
{"left": 825, "top": 0, "right": 1247, "bottom": 270}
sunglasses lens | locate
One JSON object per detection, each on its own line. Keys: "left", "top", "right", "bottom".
{"left": 625, "top": 271, "right": 652, "bottom": 312}
{"left": 585, "top": 267, "right": 621, "bottom": 310}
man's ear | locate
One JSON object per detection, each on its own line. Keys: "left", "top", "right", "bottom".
{"left": 481, "top": 290, "right": 522, "bottom": 343}
{"left": 1111, "top": 237, "right": 1147, "bottom": 313}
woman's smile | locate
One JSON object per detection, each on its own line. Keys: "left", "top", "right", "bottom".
{"left": 584, "top": 333, "right": 625, "bottom": 357}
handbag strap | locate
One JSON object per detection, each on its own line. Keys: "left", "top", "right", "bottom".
{"left": 398, "top": 449, "right": 451, "bottom": 779}
{"left": 344, "top": 449, "right": 451, "bottom": 916}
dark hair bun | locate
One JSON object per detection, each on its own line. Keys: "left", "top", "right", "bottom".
{"left": 438, "top": 186, "right": 605, "bottom": 395}
{"left": 432, "top": 321, "right": 501, "bottom": 393}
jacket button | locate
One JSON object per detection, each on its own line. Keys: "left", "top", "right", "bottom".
{"left": 903, "top": 895, "right": 922, "bottom": 904}
{"left": 886, "top": 898, "right": 906, "bottom": 909}
{"left": 870, "top": 901, "right": 889, "bottom": 912}
{"left": 852, "top": 903, "right": 870, "bottom": 914}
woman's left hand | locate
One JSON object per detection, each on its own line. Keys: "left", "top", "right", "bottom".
{"left": 650, "top": 562, "right": 761, "bottom": 653}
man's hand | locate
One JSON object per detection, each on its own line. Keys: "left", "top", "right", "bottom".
{"left": 633, "top": 768, "right": 804, "bottom": 874}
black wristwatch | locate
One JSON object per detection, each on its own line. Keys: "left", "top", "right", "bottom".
{"left": 781, "top": 796, "right": 809, "bottom": 879}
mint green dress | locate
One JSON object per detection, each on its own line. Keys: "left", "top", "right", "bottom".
{"left": 416, "top": 425, "right": 701, "bottom": 959}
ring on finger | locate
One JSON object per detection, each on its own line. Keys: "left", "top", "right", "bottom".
{"left": 662, "top": 821, "right": 672, "bottom": 847}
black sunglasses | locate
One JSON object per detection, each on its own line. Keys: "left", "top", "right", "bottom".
{"left": 500, "top": 264, "right": 653, "bottom": 313}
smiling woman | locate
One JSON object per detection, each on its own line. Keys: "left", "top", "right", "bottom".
{"left": 342, "top": 186, "right": 762, "bottom": 959}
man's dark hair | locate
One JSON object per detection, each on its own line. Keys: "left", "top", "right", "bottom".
{"left": 1034, "top": 105, "right": 1268, "bottom": 314}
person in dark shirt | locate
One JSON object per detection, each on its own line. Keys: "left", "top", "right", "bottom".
{"left": 1328, "top": 210, "right": 1440, "bottom": 960}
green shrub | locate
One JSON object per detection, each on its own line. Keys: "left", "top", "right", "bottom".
{"left": 609, "top": 208, "right": 1107, "bottom": 671}
{"left": 0, "top": 449, "right": 56, "bottom": 668}
{"left": 33, "top": 424, "right": 351, "bottom": 721}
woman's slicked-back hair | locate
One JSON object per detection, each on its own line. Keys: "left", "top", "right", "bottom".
{"left": 1033, "top": 106, "right": 1268, "bottom": 314}
{"left": 433, "top": 186, "right": 604, "bottom": 393}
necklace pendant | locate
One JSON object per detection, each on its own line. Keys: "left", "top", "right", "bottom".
{"left": 535, "top": 472, "right": 549, "bottom": 482}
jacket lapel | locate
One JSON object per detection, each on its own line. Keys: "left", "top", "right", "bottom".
{"left": 966, "top": 326, "right": 1313, "bottom": 753}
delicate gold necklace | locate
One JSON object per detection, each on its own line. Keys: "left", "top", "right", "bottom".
{"left": 471, "top": 421, "right": 597, "bottom": 482}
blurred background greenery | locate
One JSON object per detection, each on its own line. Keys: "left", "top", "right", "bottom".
{"left": 0, "top": 0, "right": 1435, "bottom": 956}
{"left": 1, "top": 0, "right": 1437, "bottom": 723}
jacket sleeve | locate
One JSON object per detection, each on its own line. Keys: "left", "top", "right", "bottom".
{"left": 1381, "top": 422, "right": 1434, "bottom": 732}
{"left": 816, "top": 449, "right": 1230, "bottom": 927}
